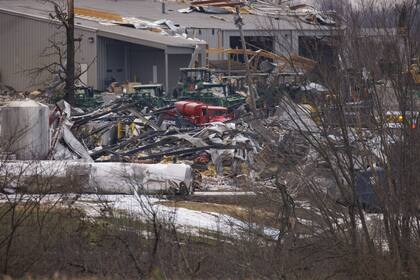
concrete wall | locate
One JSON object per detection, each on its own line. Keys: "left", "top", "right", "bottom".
{"left": 0, "top": 10, "right": 97, "bottom": 91}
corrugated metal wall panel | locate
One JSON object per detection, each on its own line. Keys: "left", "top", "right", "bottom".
{"left": 96, "top": 36, "right": 107, "bottom": 90}
{"left": 0, "top": 11, "right": 97, "bottom": 91}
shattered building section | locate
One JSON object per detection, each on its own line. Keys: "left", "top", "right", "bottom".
{"left": 0, "top": 91, "right": 261, "bottom": 195}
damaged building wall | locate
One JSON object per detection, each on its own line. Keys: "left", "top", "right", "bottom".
{"left": 188, "top": 26, "right": 335, "bottom": 60}
{"left": 296, "top": 30, "right": 339, "bottom": 62}
{"left": 222, "top": 30, "right": 294, "bottom": 57}
{"left": 0, "top": 9, "right": 97, "bottom": 91}
{"left": 186, "top": 28, "right": 224, "bottom": 60}
{"left": 190, "top": 28, "right": 319, "bottom": 60}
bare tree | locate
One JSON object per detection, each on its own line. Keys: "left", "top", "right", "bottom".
{"left": 43, "top": 0, "right": 76, "bottom": 105}
{"left": 243, "top": 0, "right": 420, "bottom": 278}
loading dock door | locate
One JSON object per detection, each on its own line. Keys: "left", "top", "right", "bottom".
{"left": 106, "top": 44, "right": 125, "bottom": 83}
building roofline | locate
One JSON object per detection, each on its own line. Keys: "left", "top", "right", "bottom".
{"left": 0, "top": 7, "right": 96, "bottom": 32}
{"left": 0, "top": 6, "right": 201, "bottom": 52}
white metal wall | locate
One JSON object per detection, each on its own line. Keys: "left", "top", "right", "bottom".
{"left": 0, "top": 11, "right": 97, "bottom": 91}
{"left": 186, "top": 28, "right": 224, "bottom": 60}
{"left": 96, "top": 37, "right": 191, "bottom": 92}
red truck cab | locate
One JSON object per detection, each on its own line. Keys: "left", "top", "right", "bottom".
{"left": 174, "top": 101, "right": 232, "bottom": 125}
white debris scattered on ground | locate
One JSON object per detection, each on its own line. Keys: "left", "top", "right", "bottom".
{"left": 200, "top": 176, "right": 238, "bottom": 191}
{"left": 0, "top": 193, "right": 279, "bottom": 240}
{"left": 193, "top": 191, "right": 256, "bottom": 196}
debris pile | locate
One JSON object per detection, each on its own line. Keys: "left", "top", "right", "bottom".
{"left": 0, "top": 88, "right": 267, "bottom": 195}
{"left": 0, "top": 83, "right": 15, "bottom": 96}
{"left": 0, "top": 56, "right": 334, "bottom": 196}
{"left": 56, "top": 97, "right": 261, "bottom": 188}
{"left": 178, "top": 0, "right": 337, "bottom": 26}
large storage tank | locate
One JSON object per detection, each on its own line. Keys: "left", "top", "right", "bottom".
{"left": 0, "top": 161, "right": 193, "bottom": 195}
{"left": 0, "top": 100, "right": 49, "bottom": 160}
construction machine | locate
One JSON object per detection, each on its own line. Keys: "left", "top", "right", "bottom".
{"left": 173, "top": 67, "right": 213, "bottom": 98}
{"left": 127, "top": 84, "right": 174, "bottom": 110}
{"left": 174, "top": 68, "right": 246, "bottom": 109}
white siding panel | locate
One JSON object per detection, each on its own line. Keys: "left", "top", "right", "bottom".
{"left": 0, "top": 11, "right": 97, "bottom": 91}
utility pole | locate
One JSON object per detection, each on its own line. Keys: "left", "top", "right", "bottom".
{"left": 234, "top": 5, "right": 256, "bottom": 112}
{"left": 64, "top": 0, "right": 75, "bottom": 105}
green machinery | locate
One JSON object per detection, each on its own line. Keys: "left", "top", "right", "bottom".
{"left": 178, "top": 82, "right": 245, "bottom": 108}
{"left": 74, "top": 87, "right": 103, "bottom": 109}
{"left": 176, "top": 68, "right": 246, "bottom": 109}
{"left": 50, "top": 86, "right": 103, "bottom": 109}
{"left": 178, "top": 67, "right": 213, "bottom": 93}
{"left": 128, "top": 84, "right": 174, "bottom": 109}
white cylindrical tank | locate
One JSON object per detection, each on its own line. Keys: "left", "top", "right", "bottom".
{"left": 0, "top": 99, "right": 49, "bottom": 160}
{"left": 0, "top": 161, "right": 193, "bottom": 195}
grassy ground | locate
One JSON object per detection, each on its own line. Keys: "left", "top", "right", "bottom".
{"left": 156, "top": 200, "right": 278, "bottom": 228}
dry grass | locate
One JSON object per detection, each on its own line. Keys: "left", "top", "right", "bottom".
{"left": 156, "top": 200, "right": 277, "bottom": 227}
{"left": 1, "top": 275, "right": 108, "bottom": 280}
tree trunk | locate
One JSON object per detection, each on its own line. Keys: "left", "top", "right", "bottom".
{"left": 64, "top": 0, "right": 75, "bottom": 105}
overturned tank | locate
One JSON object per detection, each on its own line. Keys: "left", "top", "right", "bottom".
{"left": 0, "top": 161, "right": 193, "bottom": 195}
{"left": 0, "top": 100, "right": 49, "bottom": 160}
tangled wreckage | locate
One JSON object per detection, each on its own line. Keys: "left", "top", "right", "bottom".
{"left": 1, "top": 0, "right": 416, "bottom": 211}
{"left": 0, "top": 55, "right": 316, "bottom": 197}
{"left": 2, "top": 57, "right": 419, "bottom": 218}
{"left": 0, "top": 74, "right": 258, "bottom": 195}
